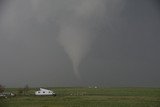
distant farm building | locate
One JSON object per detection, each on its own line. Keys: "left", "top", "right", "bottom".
{"left": 35, "top": 88, "right": 56, "bottom": 96}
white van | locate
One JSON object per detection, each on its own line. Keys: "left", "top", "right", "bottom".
{"left": 35, "top": 88, "right": 56, "bottom": 96}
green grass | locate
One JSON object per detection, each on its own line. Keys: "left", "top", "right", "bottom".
{"left": 1, "top": 87, "right": 160, "bottom": 107}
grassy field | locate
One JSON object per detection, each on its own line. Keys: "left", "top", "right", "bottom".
{"left": 0, "top": 87, "right": 160, "bottom": 107}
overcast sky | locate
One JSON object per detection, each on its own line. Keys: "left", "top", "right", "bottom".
{"left": 0, "top": 0, "right": 160, "bottom": 87}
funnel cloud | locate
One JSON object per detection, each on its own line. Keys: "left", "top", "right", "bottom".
{"left": 58, "top": 0, "right": 108, "bottom": 79}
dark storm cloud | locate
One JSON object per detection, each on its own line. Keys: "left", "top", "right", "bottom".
{"left": 0, "top": 0, "right": 160, "bottom": 87}
{"left": 84, "top": 0, "right": 160, "bottom": 87}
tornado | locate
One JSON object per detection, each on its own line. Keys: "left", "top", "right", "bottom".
{"left": 57, "top": 0, "right": 107, "bottom": 79}
{"left": 58, "top": 25, "right": 94, "bottom": 79}
{"left": 57, "top": 0, "right": 125, "bottom": 79}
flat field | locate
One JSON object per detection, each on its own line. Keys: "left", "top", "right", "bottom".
{"left": 0, "top": 87, "right": 160, "bottom": 107}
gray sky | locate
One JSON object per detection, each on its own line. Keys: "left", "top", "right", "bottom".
{"left": 0, "top": 0, "right": 160, "bottom": 87}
